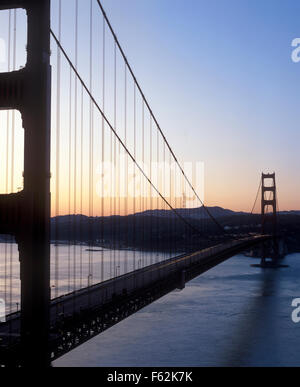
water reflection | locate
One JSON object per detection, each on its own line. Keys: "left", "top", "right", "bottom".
{"left": 55, "top": 253, "right": 300, "bottom": 367}
{"left": 0, "top": 242, "right": 170, "bottom": 315}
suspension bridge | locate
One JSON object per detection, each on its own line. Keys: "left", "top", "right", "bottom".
{"left": 0, "top": 0, "right": 278, "bottom": 367}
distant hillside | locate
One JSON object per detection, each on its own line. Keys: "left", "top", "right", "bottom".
{"left": 50, "top": 207, "right": 300, "bottom": 225}
{"left": 39, "top": 206, "right": 300, "bottom": 253}
{"left": 279, "top": 210, "right": 300, "bottom": 216}
{"left": 135, "top": 206, "right": 247, "bottom": 219}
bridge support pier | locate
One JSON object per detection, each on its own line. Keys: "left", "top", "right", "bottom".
{"left": 257, "top": 173, "right": 286, "bottom": 269}
{"left": 0, "top": 0, "right": 51, "bottom": 367}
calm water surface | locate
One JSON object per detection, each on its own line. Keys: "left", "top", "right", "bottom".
{"left": 54, "top": 253, "right": 300, "bottom": 367}
{"left": 1, "top": 243, "right": 299, "bottom": 367}
{"left": 0, "top": 242, "right": 170, "bottom": 314}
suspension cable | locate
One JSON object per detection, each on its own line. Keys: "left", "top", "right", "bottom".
{"left": 250, "top": 179, "right": 262, "bottom": 215}
{"left": 95, "top": 0, "right": 225, "bottom": 233}
{"left": 50, "top": 29, "right": 203, "bottom": 236}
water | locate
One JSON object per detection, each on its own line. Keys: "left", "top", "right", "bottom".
{"left": 54, "top": 253, "right": 300, "bottom": 367}
{"left": 0, "top": 242, "right": 170, "bottom": 315}
{"left": 1, "top": 244, "right": 299, "bottom": 366}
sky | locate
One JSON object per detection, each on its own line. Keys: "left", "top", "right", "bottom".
{"left": 99, "top": 0, "right": 300, "bottom": 212}
{"left": 0, "top": 0, "right": 299, "bottom": 213}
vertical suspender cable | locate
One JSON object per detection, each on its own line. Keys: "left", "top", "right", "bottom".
{"left": 101, "top": 15, "right": 105, "bottom": 282}
{"left": 55, "top": 0, "right": 62, "bottom": 300}
{"left": 133, "top": 84, "right": 136, "bottom": 273}
{"left": 80, "top": 84, "right": 84, "bottom": 289}
{"left": 68, "top": 65, "right": 72, "bottom": 293}
{"left": 89, "top": 0, "right": 94, "bottom": 287}
{"left": 73, "top": 0, "right": 78, "bottom": 293}
{"left": 149, "top": 115, "right": 153, "bottom": 266}
{"left": 156, "top": 127, "right": 159, "bottom": 260}
{"left": 142, "top": 102, "right": 145, "bottom": 268}
{"left": 113, "top": 41, "right": 117, "bottom": 277}
{"left": 124, "top": 64, "right": 128, "bottom": 274}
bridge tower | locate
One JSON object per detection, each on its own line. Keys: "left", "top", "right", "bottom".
{"left": 261, "top": 173, "right": 279, "bottom": 266}
{"left": 0, "top": 0, "right": 51, "bottom": 366}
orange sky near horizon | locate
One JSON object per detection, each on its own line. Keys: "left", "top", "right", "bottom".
{"left": 0, "top": 110, "right": 298, "bottom": 217}
{"left": 0, "top": 3, "right": 299, "bottom": 216}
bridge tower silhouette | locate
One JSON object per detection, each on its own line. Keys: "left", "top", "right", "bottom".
{"left": 261, "top": 173, "right": 279, "bottom": 267}
{"left": 0, "top": 0, "right": 51, "bottom": 366}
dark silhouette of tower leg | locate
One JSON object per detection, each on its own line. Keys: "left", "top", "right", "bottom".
{"left": 261, "top": 173, "right": 278, "bottom": 267}
{"left": 0, "top": 0, "right": 51, "bottom": 366}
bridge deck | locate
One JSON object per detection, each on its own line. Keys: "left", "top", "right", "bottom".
{"left": 0, "top": 235, "right": 269, "bottom": 364}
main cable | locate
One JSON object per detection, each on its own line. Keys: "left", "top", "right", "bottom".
{"left": 250, "top": 179, "right": 262, "bottom": 215}
{"left": 50, "top": 29, "right": 205, "bottom": 237}
{"left": 95, "top": 0, "right": 225, "bottom": 234}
